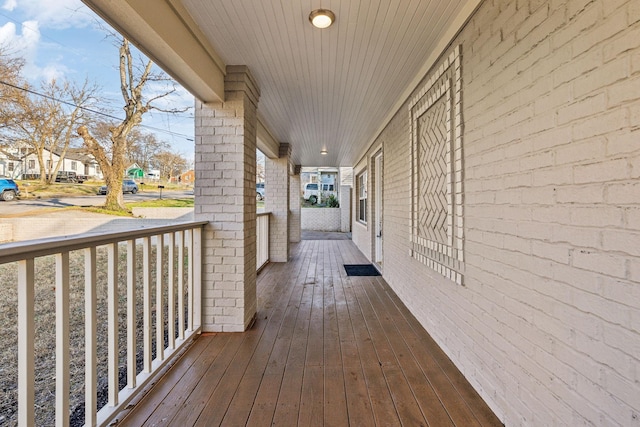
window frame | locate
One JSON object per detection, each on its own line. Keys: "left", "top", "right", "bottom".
{"left": 357, "top": 171, "right": 367, "bottom": 224}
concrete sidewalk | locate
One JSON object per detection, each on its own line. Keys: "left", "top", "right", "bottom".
{"left": 0, "top": 208, "right": 193, "bottom": 243}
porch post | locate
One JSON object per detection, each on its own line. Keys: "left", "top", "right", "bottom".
{"left": 265, "top": 143, "right": 291, "bottom": 262}
{"left": 194, "top": 65, "right": 260, "bottom": 332}
{"left": 289, "top": 165, "right": 301, "bottom": 243}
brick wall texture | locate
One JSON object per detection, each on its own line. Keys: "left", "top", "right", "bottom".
{"left": 265, "top": 143, "right": 291, "bottom": 262}
{"left": 301, "top": 208, "right": 342, "bottom": 231}
{"left": 289, "top": 173, "right": 302, "bottom": 242}
{"left": 339, "top": 185, "right": 352, "bottom": 232}
{"left": 195, "top": 66, "right": 259, "bottom": 332}
{"left": 354, "top": 0, "right": 640, "bottom": 425}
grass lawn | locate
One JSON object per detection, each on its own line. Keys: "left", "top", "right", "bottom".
{"left": 18, "top": 181, "right": 102, "bottom": 198}
{"left": 16, "top": 180, "right": 190, "bottom": 199}
{"left": 126, "top": 198, "right": 194, "bottom": 208}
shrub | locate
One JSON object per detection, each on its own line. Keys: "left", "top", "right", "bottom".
{"left": 326, "top": 193, "right": 339, "bottom": 208}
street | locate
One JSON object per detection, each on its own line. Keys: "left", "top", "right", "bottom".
{"left": 0, "top": 189, "right": 193, "bottom": 216}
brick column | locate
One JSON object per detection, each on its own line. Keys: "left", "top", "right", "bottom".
{"left": 340, "top": 185, "right": 352, "bottom": 232}
{"left": 194, "top": 65, "right": 259, "bottom": 332}
{"left": 265, "top": 143, "right": 291, "bottom": 262}
{"left": 289, "top": 166, "right": 301, "bottom": 243}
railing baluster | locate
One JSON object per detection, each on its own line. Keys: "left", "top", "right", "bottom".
{"left": 187, "top": 229, "right": 194, "bottom": 332}
{"left": 127, "top": 239, "right": 136, "bottom": 388}
{"left": 167, "top": 232, "right": 175, "bottom": 349}
{"left": 143, "top": 237, "right": 152, "bottom": 373}
{"left": 18, "top": 258, "right": 35, "bottom": 427}
{"left": 156, "top": 234, "right": 164, "bottom": 361}
{"left": 256, "top": 213, "right": 270, "bottom": 270}
{"left": 0, "top": 221, "right": 206, "bottom": 427}
{"left": 85, "top": 247, "right": 97, "bottom": 427}
{"left": 55, "top": 252, "right": 70, "bottom": 427}
{"left": 107, "top": 243, "right": 118, "bottom": 406}
{"left": 193, "top": 227, "right": 202, "bottom": 330}
{"left": 177, "top": 231, "right": 185, "bottom": 340}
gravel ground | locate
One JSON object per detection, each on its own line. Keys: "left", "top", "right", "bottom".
{"left": 0, "top": 245, "right": 189, "bottom": 426}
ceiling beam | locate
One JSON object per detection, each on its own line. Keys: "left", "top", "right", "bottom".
{"left": 81, "top": 0, "right": 226, "bottom": 103}
{"left": 257, "top": 119, "right": 280, "bottom": 159}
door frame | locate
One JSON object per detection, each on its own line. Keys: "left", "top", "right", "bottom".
{"left": 373, "top": 151, "right": 383, "bottom": 266}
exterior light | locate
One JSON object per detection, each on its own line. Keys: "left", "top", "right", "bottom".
{"left": 309, "top": 9, "right": 335, "bottom": 29}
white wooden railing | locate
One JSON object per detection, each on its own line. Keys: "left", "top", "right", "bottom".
{"left": 256, "top": 212, "right": 269, "bottom": 271}
{"left": 0, "top": 221, "right": 206, "bottom": 427}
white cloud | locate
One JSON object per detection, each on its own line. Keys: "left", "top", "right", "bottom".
{"left": 2, "top": 0, "right": 17, "bottom": 11}
{"left": 14, "top": 0, "right": 89, "bottom": 30}
{"left": 0, "top": 20, "right": 67, "bottom": 82}
{"left": 0, "top": 20, "right": 39, "bottom": 56}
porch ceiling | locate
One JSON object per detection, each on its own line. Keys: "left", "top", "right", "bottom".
{"left": 81, "top": 0, "right": 480, "bottom": 166}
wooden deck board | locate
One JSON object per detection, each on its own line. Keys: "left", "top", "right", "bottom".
{"left": 118, "top": 239, "right": 503, "bottom": 427}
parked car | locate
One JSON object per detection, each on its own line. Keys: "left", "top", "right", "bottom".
{"left": 256, "top": 182, "right": 265, "bottom": 200}
{"left": 97, "top": 179, "right": 139, "bottom": 195}
{"left": 303, "top": 182, "right": 336, "bottom": 204}
{"left": 0, "top": 178, "right": 20, "bottom": 201}
{"left": 55, "top": 171, "right": 84, "bottom": 183}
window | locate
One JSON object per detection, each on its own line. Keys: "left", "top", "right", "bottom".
{"left": 71, "top": 161, "right": 77, "bottom": 171}
{"left": 8, "top": 162, "right": 14, "bottom": 172}
{"left": 20, "top": 147, "right": 26, "bottom": 155}
{"left": 96, "top": 165, "right": 101, "bottom": 174}
{"left": 357, "top": 171, "right": 367, "bottom": 223}
{"left": 28, "top": 160, "right": 35, "bottom": 169}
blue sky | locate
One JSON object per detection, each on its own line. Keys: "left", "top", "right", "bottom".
{"left": 0, "top": 0, "right": 195, "bottom": 161}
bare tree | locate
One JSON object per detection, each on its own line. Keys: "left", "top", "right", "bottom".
{"left": 0, "top": 48, "right": 26, "bottom": 145}
{"left": 152, "top": 150, "right": 188, "bottom": 181}
{"left": 126, "top": 130, "right": 169, "bottom": 171}
{"left": 78, "top": 38, "right": 187, "bottom": 211}
{"left": 5, "top": 78, "right": 96, "bottom": 183}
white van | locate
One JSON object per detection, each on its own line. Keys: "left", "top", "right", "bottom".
{"left": 303, "top": 182, "right": 336, "bottom": 203}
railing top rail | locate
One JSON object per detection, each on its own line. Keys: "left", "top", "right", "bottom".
{"left": 0, "top": 221, "right": 208, "bottom": 265}
{"left": 256, "top": 211, "right": 271, "bottom": 217}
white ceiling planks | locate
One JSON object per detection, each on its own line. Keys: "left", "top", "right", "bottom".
{"left": 181, "top": 0, "right": 470, "bottom": 166}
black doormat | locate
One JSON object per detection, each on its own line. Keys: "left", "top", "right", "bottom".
{"left": 344, "top": 264, "right": 380, "bottom": 276}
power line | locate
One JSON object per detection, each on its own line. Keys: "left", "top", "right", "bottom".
{"left": 0, "top": 79, "right": 194, "bottom": 141}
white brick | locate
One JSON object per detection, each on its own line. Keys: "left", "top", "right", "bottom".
{"left": 573, "top": 158, "right": 628, "bottom": 183}
{"left": 350, "top": 1, "right": 640, "bottom": 426}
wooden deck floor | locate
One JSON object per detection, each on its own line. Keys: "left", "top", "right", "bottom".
{"left": 117, "top": 239, "right": 502, "bottom": 426}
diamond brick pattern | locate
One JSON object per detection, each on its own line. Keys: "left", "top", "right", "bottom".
{"left": 417, "top": 96, "right": 448, "bottom": 245}
{"left": 408, "top": 46, "right": 463, "bottom": 286}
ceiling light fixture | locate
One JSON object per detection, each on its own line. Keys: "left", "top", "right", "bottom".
{"left": 320, "top": 149, "right": 328, "bottom": 155}
{"left": 309, "top": 9, "right": 335, "bottom": 29}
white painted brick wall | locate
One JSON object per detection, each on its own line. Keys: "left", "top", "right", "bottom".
{"left": 301, "top": 208, "right": 341, "bottom": 231}
{"left": 195, "top": 66, "right": 259, "bottom": 332}
{"left": 339, "top": 185, "right": 351, "bottom": 232}
{"left": 265, "top": 143, "right": 290, "bottom": 262}
{"left": 354, "top": 0, "right": 640, "bottom": 425}
{"left": 289, "top": 173, "right": 301, "bottom": 242}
